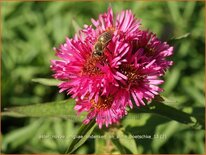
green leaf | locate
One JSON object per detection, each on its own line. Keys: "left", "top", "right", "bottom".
{"left": 32, "top": 78, "right": 60, "bottom": 86}
{"left": 182, "top": 106, "right": 205, "bottom": 129}
{"left": 111, "top": 137, "right": 127, "bottom": 154}
{"left": 167, "top": 1, "right": 184, "bottom": 26}
{"left": 95, "top": 136, "right": 108, "bottom": 154}
{"left": 72, "top": 19, "right": 81, "bottom": 33}
{"left": 2, "top": 99, "right": 85, "bottom": 121}
{"left": 131, "top": 99, "right": 204, "bottom": 130}
{"left": 163, "top": 68, "right": 181, "bottom": 95}
{"left": 152, "top": 121, "right": 180, "bottom": 152}
{"left": 111, "top": 129, "right": 138, "bottom": 154}
{"left": 168, "top": 33, "right": 190, "bottom": 45}
{"left": 65, "top": 119, "right": 96, "bottom": 153}
{"left": 183, "top": 2, "right": 196, "bottom": 22}
{"left": 153, "top": 95, "right": 177, "bottom": 104}
{"left": 2, "top": 119, "right": 43, "bottom": 151}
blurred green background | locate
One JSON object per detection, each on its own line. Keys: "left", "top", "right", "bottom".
{"left": 1, "top": 1, "right": 205, "bottom": 154}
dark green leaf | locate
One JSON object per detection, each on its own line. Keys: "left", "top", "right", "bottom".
{"left": 65, "top": 119, "right": 96, "bottom": 153}
{"left": 131, "top": 99, "right": 204, "bottom": 130}
{"left": 2, "top": 119, "right": 43, "bottom": 151}
{"left": 111, "top": 137, "right": 127, "bottom": 154}
{"left": 153, "top": 95, "right": 177, "bottom": 104}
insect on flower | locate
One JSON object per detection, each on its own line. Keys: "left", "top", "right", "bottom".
{"left": 92, "top": 30, "right": 113, "bottom": 56}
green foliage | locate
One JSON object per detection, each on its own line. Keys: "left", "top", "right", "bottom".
{"left": 66, "top": 119, "right": 96, "bottom": 154}
{"left": 111, "top": 129, "right": 138, "bottom": 154}
{"left": 132, "top": 101, "right": 204, "bottom": 130}
{"left": 32, "top": 78, "right": 60, "bottom": 86}
{"left": 2, "top": 99, "right": 82, "bottom": 119}
{"left": 2, "top": 119, "right": 43, "bottom": 152}
{"left": 168, "top": 33, "right": 190, "bottom": 45}
{"left": 3, "top": 96, "right": 204, "bottom": 128}
{"left": 1, "top": 1, "right": 205, "bottom": 154}
{"left": 2, "top": 95, "right": 203, "bottom": 153}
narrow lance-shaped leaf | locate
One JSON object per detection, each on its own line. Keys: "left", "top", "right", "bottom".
{"left": 65, "top": 119, "right": 96, "bottom": 154}
{"left": 32, "top": 78, "right": 60, "bottom": 86}
{"left": 153, "top": 95, "right": 177, "bottom": 104}
{"left": 2, "top": 99, "right": 86, "bottom": 121}
{"left": 168, "top": 33, "right": 190, "bottom": 45}
{"left": 131, "top": 97, "right": 204, "bottom": 130}
{"left": 111, "top": 137, "right": 127, "bottom": 154}
{"left": 111, "top": 129, "right": 138, "bottom": 154}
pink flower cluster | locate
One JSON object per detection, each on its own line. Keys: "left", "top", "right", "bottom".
{"left": 51, "top": 8, "right": 173, "bottom": 128}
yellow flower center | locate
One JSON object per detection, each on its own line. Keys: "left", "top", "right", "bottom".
{"left": 82, "top": 55, "right": 106, "bottom": 76}
{"left": 119, "top": 64, "right": 145, "bottom": 86}
{"left": 91, "top": 95, "right": 114, "bottom": 110}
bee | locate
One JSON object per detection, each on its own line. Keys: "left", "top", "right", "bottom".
{"left": 93, "top": 30, "right": 113, "bottom": 57}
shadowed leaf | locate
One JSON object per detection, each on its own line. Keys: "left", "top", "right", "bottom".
{"left": 65, "top": 119, "right": 96, "bottom": 153}
{"left": 131, "top": 99, "right": 204, "bottom": 130}
{"left": 111, "top": 129, "right": 138, "bottom": 154}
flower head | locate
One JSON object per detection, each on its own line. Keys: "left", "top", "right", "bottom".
{"left": 51, "top": 7, "right": 173, "bottom": 128}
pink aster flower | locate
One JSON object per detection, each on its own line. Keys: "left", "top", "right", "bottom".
{"left": 51, "top": 7, "right": 173, "bottom": 128}
{"left": 74, "top": 92, "right": 127, "bottom": 128}
{"left": 113, "top": 31, "right": 174, "bottom": 109}
{"left": 134, "top": 30, "right": 173, "bottom": 72}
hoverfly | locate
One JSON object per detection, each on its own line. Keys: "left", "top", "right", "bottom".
{"left": 93, "top": 30, "right": 113, "bottom": 57}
